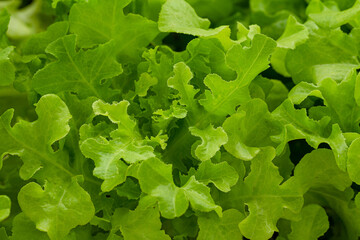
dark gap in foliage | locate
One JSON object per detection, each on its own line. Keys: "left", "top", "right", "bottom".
{"left": 351, "top": 182, "right": 360, "bottom": 193}
{"left": 96, "top": 211, "right": 104, "bottom": 218}
{"left": 312, "top": 97, "right": 325, "bottom": 107}
{"left": 18, "top": 0, "right": 33, "bottom": 9}
{"left": 294, "top": 96, "right": 324, "bottom": 110}
{"left": 340, "top": 24, "right": 352, "bottom": 34}
{"left": 0, "top": 91, "right": 37, "bottom": 123}
{"left": 235, "top": 0, "right": 250, "bottom": 8}
{"left": 173, "top": 169, "right": 182, "bottom": 187}
{"left": 51, "top": 141, "right": 59, "bottom": 152}
{"left": 288, "top": 140, "right": 314, "bottom": 165}
{"left": 318, "top": 143, "right": 331, "bottom": 149}
{"left": 92, "top": 115, "right": 112, "bottom": 125}
{"left": 162, "top": 33, "right": 196, "bottom": 51}
{"left": 261, "top": 67, "right": 294, "bottom": 90}
{"left": 319, "top": 208, "right": 336, "bottom": 240}
{"left": 271, "top": 232, "right": 279, "bottom": 239}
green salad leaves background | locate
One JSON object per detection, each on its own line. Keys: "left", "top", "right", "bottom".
{"left": 1, "top": 0, "right": 360, "bottom": 239}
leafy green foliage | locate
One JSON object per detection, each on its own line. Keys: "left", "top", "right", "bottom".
{"left": 2, "top": 0, "right": 360, "bottom": 239}
{"left": 32, "top": 35, "right": 122, "bottom": 99}
{"left": 288, "top": 204, "right": 329, "bottom": 240}
{"left": 0, "top": 196, "right": 10, "bottom": 222}
{"left": 110, "top": 202, "right": 170, "bottom": 240}
{"left": 18, "top": 179, "right": 95, "bottom": 240}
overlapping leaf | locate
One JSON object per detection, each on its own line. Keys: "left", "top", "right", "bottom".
{"left": 238, "top": 147, "right": 303, "bottom": 239}
{"left": 18, "top": 178, "right": 95, "bottom": 240}
{"left": 69, "top": 0, "right": 159, "bottom": 59}
{"left": 0, "top": 94, "right": 72, "bottom": 179}
{"left": 80, "top": 100, "right": 155, "bottom": 192}
{"left": 138, "top": 158, "right": 221, "bottom": 219}
{"left": 32, "top": 35, "right": 122, "bottom": 99}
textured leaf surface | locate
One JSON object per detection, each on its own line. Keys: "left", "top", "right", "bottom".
{"left": 195, "top": 160, "right": 238, "bottom": 192}
{"left": 189, "top": 124, "right": 228, "bottom": 161}
{"left": 69, "top": 0, "right": 159, "bottom": 58}
{"left": 18, "top": 179, "right": 95, "bottom": 240}
{"left": 197, "top": 209, "right": 244, "bottom": 240}
{"left": 138, "top": 158, "right": 221, "bottom": 218}
{"left": 111, "top": 205, "right": 170, "bottom": 240}
{"left": 288, "top": 204, "right": 329, "bottom": 240}
{"left": 81, "top": 100, "right": 154, "bottom": 191}
{"left": 158, "top": 0, "right": 226, "bottom": 36}
{"left": 32, "top": 35, "right": 122, "bottom": 99}
{"left": 239, "top": 147, "right": 302, "bottom": 240}
{"left": 0, "top": 94, "right": 72, "bottom": 179}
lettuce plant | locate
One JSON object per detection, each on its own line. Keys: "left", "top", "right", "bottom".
{"left": 1, "top": 0, "right": 360, "bottom": 239}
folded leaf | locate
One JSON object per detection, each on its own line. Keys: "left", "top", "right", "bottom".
{"left": 307, "top": 0, "right": 360, "bottom": 29}
{"left": 289, "top": 71, "right": 360, "bottom": 132}
{"left": 158, "top": 0, "right": 226, "bottom": 36}
{"left": 167, "top": 62, "right": 199, "bottom": 112}
{"left": 138, "top": 158, "right": 188, "bottom": 219}
{"left": 199, "top": 73, "right": 251, "bottom": 117}
{"left": 189, "top": 124, "right": 228, "bottom": 161}
{"left": 223, "top": 98, "right": 281, "bottom": 160}
{"left": 195, "top": 160, "right": 238, "bottom": 192}
{"left": 273, "top": 99, "right": 348, "bottom": 170}
{"left": 80, "top": 100, "right": 155, "bottom": 191}
{"left": 277, "top": 15, "right": 309, "bottom": 49}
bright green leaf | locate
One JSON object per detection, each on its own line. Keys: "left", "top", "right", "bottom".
{"left": 189, "top": 124, "right": 228, "bottom": 161}
{"left": 22, "top": 22, "right": 69, "bottom": 56}
{"left": 223, "top": 99, "right": 281, "bottom": 160}
{"left": 195, "top": 160, "right": 238, "bottom": 192}
{"left": 18, "top": 178, "right": 95, "bottom": 240}
{"left": 197, "top": 209, "right": 244, "bottom": 240}
{"left": 226, "top": 34, "right": 277, "bottom": 86}
{"left": 272, "top": 99, "right": 348, "bottom": 170}
{"left": 277, "top": 15, "right": 309, "bottom": 49}
{"left": 167, "top": 62, "right": 199, "bottom": 112}
{"left": 0, "top": 94, "right": 72, "bottom": 179}
{"left": 0, "top": 195, "right": 10, "bottom": 222}
{"left": 307, "top": 0, "right": 360, "bottom": 29}
{"left": 199, "top": 73, "right": 251, "bottom": 118}
{"left": 111, "top": 204, "right": 170, "bottom": 240}
{"left": 158, "top": 0, "right": 226, "bottom": 37}
{"left": 288, "top": 204, "right": 329, "bottom": 240}
{"left": 32, "top": 35, "right": 122, "bottom": 99}
{"left": 239, "top": 147, "right": 303, "bottom": 240}
{"left": 69, "top": 0, "right": 159, "bottom": 58}
{"left": 348, "top": 138, "right": 360, "bottom": 184}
